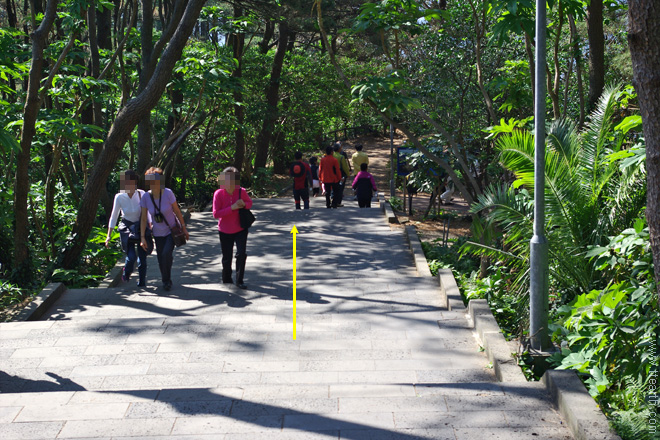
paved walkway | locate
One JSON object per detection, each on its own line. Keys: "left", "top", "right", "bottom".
{"left": 0, "top": 197, "right": 573, "bottom": 439}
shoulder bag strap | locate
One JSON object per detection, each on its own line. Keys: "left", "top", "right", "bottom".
{"left": 150, "top": 191, "right": 173, "bottom": 228}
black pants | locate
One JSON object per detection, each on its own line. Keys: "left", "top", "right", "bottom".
{"left": 324, "top": 182, "right": 340, "bottom": 208}
{"left": 358, "top": 198, "right": 371, "bottom": 208}
{"left": 219, "top": 229, "right": 248, "bottom": 283}
{"left": 293, "top": 188, "right": 310, "bottom": 209}
{"left": 336, "top": 179, "right": 346, "bottom": 205}
{"left": 154, "top": 234, "right": 174, "bottom": 284}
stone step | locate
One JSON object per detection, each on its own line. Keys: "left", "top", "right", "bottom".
{"left": 0, "top": 198, "right": 575, "bottom": 439}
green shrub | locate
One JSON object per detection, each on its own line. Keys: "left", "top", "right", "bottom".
{"left": 550, "top": 220, "right": 658, "bottom": 439}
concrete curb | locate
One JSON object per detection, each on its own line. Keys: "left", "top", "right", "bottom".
{"left": 99, "top": 260, "right": 125, "bottom": 288}
{"left": 404, "top": 226, "right": 432, "bottom": 278}
{"left": 468, "top": 299, "right": 527, "bottom": 383}
{"left": 383, "top": 200, "right": 398, "bottom": 224}
{"left": 542, "top": 370, "right": 621, "bottom": 440}
{"left": 437, "top": 268, "right": 465, "bottom": 311}
{"left": 12, "top": 283, "right": 67, "bottom": 322}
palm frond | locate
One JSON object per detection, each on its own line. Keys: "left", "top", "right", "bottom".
{"left": 459, "top": 240, "right": 524, "bottom": 264}
{"left": 580, "top": 84, "right": 621, "bottom": 188}
{"left": 547, "top": 118, "right": 579, "bottom": 165}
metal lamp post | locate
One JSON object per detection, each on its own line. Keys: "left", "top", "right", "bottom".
{"left": 390, "top": 122, "right": 395, "bottom": 198}
{"left": 529, "top": 0, "right": 551, "bottom": 351}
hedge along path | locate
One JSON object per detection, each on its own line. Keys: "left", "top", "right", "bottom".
{"left": 0, "top": 198, "right": 573, "bottom": 439}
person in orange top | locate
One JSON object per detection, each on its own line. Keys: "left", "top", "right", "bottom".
{"left": 319, "top": 146, "right": 341, "bottom": 209}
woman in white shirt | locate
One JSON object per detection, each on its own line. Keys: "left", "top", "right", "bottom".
{"left": 105, "top": 170, "right": 152, "bottom": 287}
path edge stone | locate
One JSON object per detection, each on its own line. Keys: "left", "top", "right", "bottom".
{"left": 404, "top": 225, "right": 432, "bottom": 277}
{"left": 12, "top": 282, "right": 67, "bottom": 321}
{"left": 437, "top": 268, "right": 464, "bottom": 311}
{"left": 382, "top": 199, "right": 398, "bottom": 224}
{"left": 468, "top": 299, "right": 526, "bottom": 383}
{"left": 542, "top": 369, "right": 622, "bottom": 440}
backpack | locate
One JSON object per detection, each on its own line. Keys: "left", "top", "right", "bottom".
{"left": 290, "top": 161, "right": 306, "bottom": 178}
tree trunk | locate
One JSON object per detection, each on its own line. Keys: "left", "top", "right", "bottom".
{"left": 136, "top": 0, "right": 155, "bottom": 174}
{"left": 272, "top": 128, "right": 288, "bottom": 174}
{"left": 587, "top": 0, "right": 605, "bottom": 110}
{"left": 6, "top": 0, "right": 17, "bottom": 28}
{"left": 96, "top": 2, "right": 112, "bottom": 50}
{"left": 469, "top": 0, "right": 496, "bottom": 123}
{"left": 525, "top": 33, "right": 535, "bottom": 104}
{"left": 628, "top": 1, "right": 660, "bottom": 306}
{"left": 568, "top": 14, "right": 586, "bottom": 128}
{"left": 232, "top": 6, "right": 246, "bottom": 171}
{"left": 13, "top": 0, "right": 58, "bottom": 280}
{"left": 259, "top": 20, "right": 274, "bottom": 54}
{"left": 61, "top": 0, "right": 207, "bottom": 269}
{"left": 254, "top": 21, "right": 290, "bottom": 170}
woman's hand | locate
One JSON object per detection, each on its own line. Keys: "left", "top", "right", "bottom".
{"left": 232, "top": 199, "right": 246, "bottom": 210}
{"left": 105, "top": 236, "right": 111, "bottom": 248}
{"left": 182, "top": 226, "right": 190, "bottom": 240}
{"left": 140, "top": 237, "right": 148, "bottom": 251}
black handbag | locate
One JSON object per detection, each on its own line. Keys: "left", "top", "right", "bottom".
{"left": 238, "top": 188, "right": 255, "bottom": 229}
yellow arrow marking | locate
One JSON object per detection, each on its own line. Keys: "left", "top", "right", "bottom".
{"left": 291, "top": 225, "right": 298, "bottom": 340}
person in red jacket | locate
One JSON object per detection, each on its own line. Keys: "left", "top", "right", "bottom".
{"left": 212, "top": 167, "right": 253, "bottom": 289}
{"left": 290, "top": 151, "right": 312, "bottom": 210}
{"left": 319, "top": 146, "right": 341, "bottom": 208}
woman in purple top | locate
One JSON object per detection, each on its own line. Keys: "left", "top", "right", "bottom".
{"left": 139, "top": 167, "right": 189, "bottom": 291}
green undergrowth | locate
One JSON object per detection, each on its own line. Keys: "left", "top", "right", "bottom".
{"left": 421, "top": 225, "right": 660, "bottom": 440}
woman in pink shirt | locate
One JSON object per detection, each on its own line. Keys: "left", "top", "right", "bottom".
{"left": 212, "top": 167, "right": 253, "bottom": 289}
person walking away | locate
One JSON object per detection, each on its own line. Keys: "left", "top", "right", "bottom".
{"left": 352, "top": 163, "right": 378, "bottom": 208}
{"left": 106, "top": 170, "right": 150, "bottom": 287}
{"left": 309, "top": 156, "right": 320, "bottom": 197}
{"left": 139, "top": 167, "right": 189, "bottom": 291}
{"left": 333, "top": 142, "right": 350, "bottom": 206}
{"left": 351, "top": 144, "right": 369, "bottom": 175}
{"left": 212, "top": 167, "right": 253, "bottom": 289}
{"left": 319, "top": 146, "right": 341, "bottom": 208}
{"left": 290, "top": 151, "right": 312, "bottom": 209}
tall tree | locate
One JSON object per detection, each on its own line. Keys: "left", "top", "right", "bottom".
{"left": 231, "top": 5, "right": 247, "bottom": 171}
{"left": 136, "top": 0, "right": 155, "bottom": 174}
{"left": 254, "top": 20, "right": 291, "bottom": 170}
{"left": 628, "top": 0, "right": 660, "bottom": 306}
{"left": 61, "top": 0, "right": 207, "bottom": 269}
{"left": 587, "top": 0, "right": 605, "bottom": 110}
{"left": 13, "top": 0, "right": 58, "bottom": 280}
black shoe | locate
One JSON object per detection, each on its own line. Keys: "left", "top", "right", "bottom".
{"left": 236, "top": 282, "right": 247, "bottom": 289}
{"left": 163, "top": 281, "right": 172, "bottom": 291}
{"left": 222, "top": 279, "right": 234, "bottom": 284}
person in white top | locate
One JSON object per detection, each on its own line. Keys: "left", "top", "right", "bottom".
{"left": 105, "top": 170, "right": 152, "bottom": 287}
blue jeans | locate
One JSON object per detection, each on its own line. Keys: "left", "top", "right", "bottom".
{"left": 154, "top": 234, "right": 174, "bottom": 284}
{"left": 124, "top": 241, "right": 147, "bottom": 285}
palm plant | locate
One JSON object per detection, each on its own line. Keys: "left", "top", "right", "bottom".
{"left": 462, "top": 85, "right": 647, "bottom": 304}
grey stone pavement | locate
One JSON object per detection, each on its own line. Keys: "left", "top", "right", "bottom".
{"left": 0, "top": 197, "right": 573, "bottom": 439}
